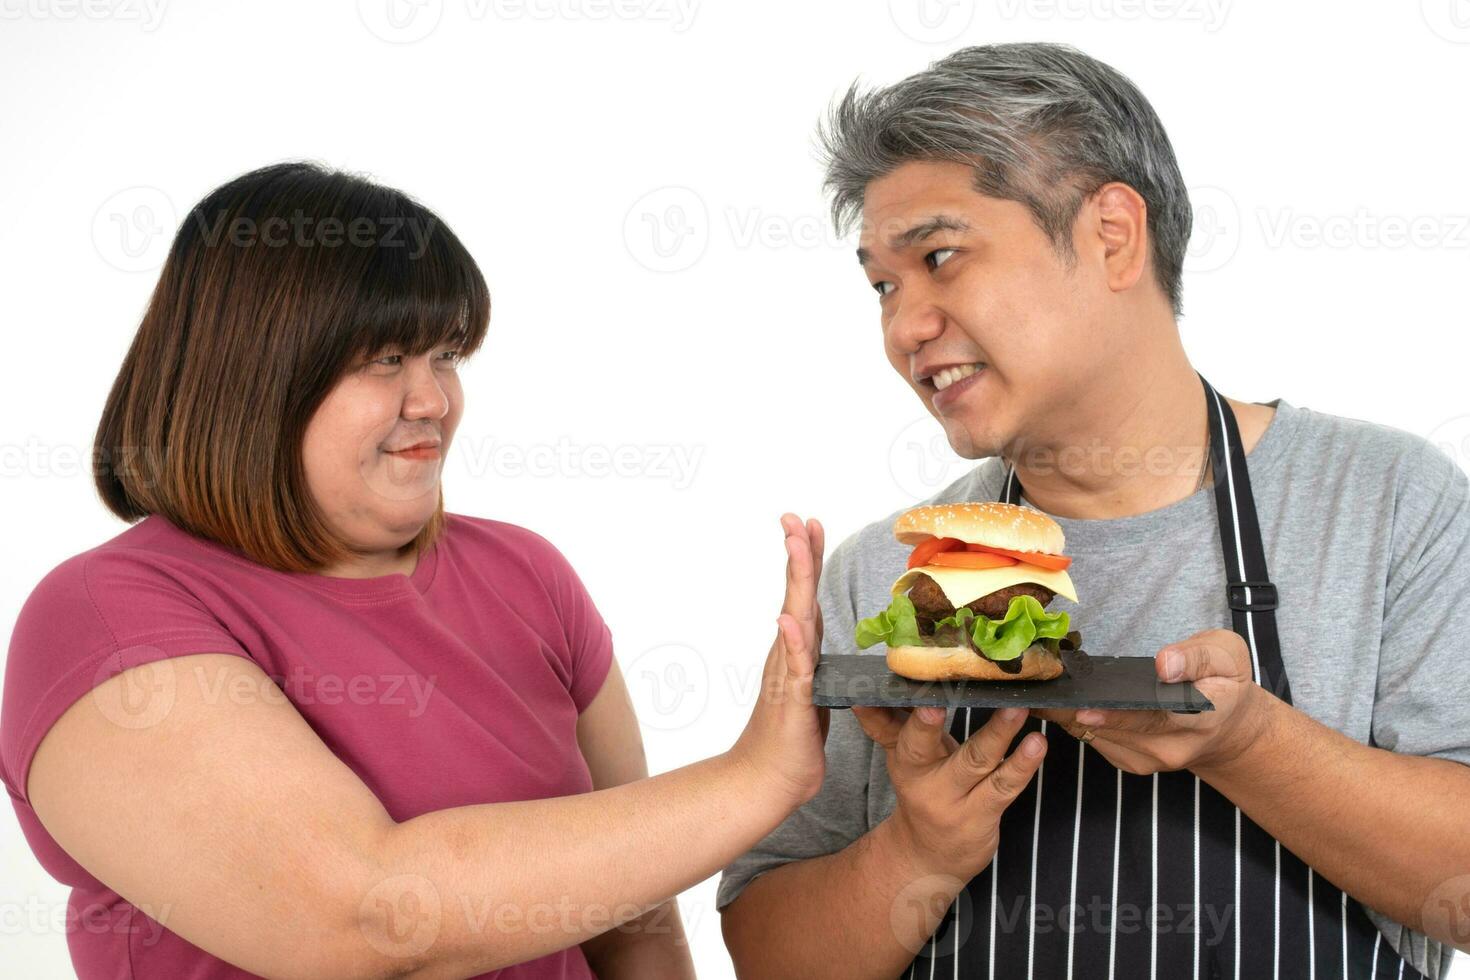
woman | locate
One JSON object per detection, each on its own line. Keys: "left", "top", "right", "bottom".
{"left": 0, "top": 162, "right": 828, "bottom": 979}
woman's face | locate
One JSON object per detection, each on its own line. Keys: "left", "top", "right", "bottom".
{"left": 301, "top": 345, "right": 464, "bottom": 561}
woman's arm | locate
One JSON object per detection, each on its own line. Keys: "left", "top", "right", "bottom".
{"left": 26, "top": 516, "right": 826, "bottom": 980}
{"left": 574, "top": 663, "right": 695, "bottom": 979}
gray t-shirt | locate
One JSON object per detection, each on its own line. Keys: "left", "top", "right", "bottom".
{"left": 717, "top": 398, "right": 1469, "bottom": 979}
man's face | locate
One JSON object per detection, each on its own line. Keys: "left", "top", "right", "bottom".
{"left": 858, "top": 159, "right": 1104, "bottom": 460}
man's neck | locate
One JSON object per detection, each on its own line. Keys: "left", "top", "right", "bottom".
{"left": 1005, "top": 357, "right": 1270, "bottom": 521}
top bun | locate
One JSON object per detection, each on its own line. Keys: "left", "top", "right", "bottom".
{"left": 893, "top": 501, "right": 1065, "bottom": 554}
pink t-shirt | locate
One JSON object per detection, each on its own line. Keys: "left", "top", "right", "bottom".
{"left": 1, "top": 512, "right": 614, "bottom": 979}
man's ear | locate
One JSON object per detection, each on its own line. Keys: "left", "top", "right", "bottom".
{"left": 1090, "top": 182, "right": 1150, "bottom": 295}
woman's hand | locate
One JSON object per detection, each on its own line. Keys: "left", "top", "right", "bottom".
{"left": 728, "top": 513, "right": 828, "bottom": 810}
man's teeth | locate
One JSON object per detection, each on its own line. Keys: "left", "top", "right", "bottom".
{"left": 933, "top": 363, "right": 984, "bottom": 392}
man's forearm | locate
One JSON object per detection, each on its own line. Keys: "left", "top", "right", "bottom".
{"left": 722, "top": 817, "right": 967, "bottom": 979}
{"left": 1195, "top": 691, "right": 1470, "bottom": 945}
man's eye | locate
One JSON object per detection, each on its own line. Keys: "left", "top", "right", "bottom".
{"left": 926, "top": 248, "right": 957, "bottom": 270}
{"left": 436, "top": 349, "right": 462, "bottom": 365}
{"left": 872, "top": 280, "right": 895, "bottom": 298}
{"left": 372, "top": 354, "right": 402, "bottom": 367}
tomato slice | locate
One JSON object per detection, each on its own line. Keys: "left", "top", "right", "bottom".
{"left": 927, "top": 551, "right": 1019, "bottom": 570}
{"left": 906, "top": 536, "right": 965, "bottom": 569}
{"left": 964, "top": 542, "right": 1072, "bottom": 571}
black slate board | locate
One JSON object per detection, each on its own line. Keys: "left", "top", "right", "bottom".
{"left": 811, "top": 649, "right": 1214, "bottom": 712}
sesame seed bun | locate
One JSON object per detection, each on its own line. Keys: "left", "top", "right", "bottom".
{"left": 893, "top": 501, "right": 1065, "bottom": 555}
{"left": 885, "top": 642, "right": 1065, "bottom": 682}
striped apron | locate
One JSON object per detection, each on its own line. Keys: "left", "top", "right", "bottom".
{"left": 905, "top": 374, "right": 1423, "bottom": 980}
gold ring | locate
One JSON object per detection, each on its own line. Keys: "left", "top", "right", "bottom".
{"left": 1078, "top": 728, "right": 1096, "bottom": 744}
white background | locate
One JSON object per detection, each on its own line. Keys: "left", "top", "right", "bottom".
{"left": 3, "top": 0, "right": 1470, "bottom": 976}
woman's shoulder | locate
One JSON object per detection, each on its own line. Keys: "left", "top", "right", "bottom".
{"left": 442, "top": 512, "right": 576, "bottom": 568}
{"left": 440, "top": 512, "right": 597, "bottom": 607}
{"left": 3, "top": 517, "right": 250, "bottom": 800}
{"left": 20, "top": 518, "right": 175, "bottom": 610}
{"left": 12, "top": 516, "right": 245, "bottom": 663}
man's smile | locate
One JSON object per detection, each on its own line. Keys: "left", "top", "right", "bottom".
{"left": 914, "top": 360, "right": 987, "bottom": 410}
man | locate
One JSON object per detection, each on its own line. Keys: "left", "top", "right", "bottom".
{"left": 718, "top": 43, "right": 1470, "bottom": 979}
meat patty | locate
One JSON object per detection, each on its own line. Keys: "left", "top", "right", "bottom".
{"left": 908, "top": 573, "right": 1057, "bottom": 623}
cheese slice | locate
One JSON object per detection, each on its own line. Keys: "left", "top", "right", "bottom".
{"left": 891, "top": 563, "right": 1078, "bottom": 605}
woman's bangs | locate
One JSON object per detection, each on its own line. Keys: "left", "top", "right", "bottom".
{"left": 342, "top": 201, "right": 491, "bottom": 364}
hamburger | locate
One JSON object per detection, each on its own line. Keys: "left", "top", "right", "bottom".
{"left": 854, "top": 502, "right": 1080, "bottom": 681}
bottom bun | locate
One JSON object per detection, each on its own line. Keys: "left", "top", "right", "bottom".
{"left": 886, "top": 643, "right": 1064, "bottom": 682}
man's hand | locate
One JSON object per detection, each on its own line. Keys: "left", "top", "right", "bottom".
{"left": 1037, "top": 628, "right": 1271, "bottom": 775}
{"left": 852, "top": 704, "right": 1045, "bottom": 881}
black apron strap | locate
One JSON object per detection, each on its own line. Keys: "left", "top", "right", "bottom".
{"left": 1199, "top": 372, "right": 1293, "bottom": 705}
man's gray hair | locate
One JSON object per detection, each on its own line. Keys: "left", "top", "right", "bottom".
{"left": 819, "top": 42, "right": 1192, "bottom": 316}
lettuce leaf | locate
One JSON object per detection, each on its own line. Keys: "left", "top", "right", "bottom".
{"left": 854, "top": 595, "right": 922, "bottom": 649}
{"left": 854, "top": 593, "right": 1070, "bottom": 663}
{"left": 933, "top": 607, "right": 975, "bottom": 632}
{"left": 970, "top": 595, "right": 1070, "bottom": 661}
